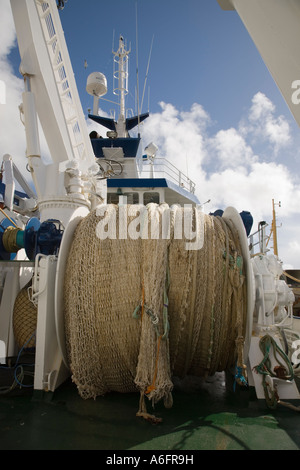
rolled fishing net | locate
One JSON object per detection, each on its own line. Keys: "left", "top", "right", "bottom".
{"left": 64, "top": 203, "right": 247, "bottom": 414}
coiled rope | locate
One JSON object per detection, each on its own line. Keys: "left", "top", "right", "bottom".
{"left": 64, "top": 204, "right": 247, "bottom": 415}
{"left": 254, "top": 334, "right": 300, "bottom": 412}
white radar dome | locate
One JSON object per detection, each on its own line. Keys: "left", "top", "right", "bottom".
{"left": 144, "top": 142, "right": 158, "bottom": 158}
{"left": 86, "top": 72, "right": 107, "bottom": 97}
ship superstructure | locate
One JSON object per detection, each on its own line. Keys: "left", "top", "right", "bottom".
{"left": 87, "top": 35, "right": 199, "bottom": 208}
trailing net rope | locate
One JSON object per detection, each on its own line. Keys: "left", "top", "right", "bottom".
{"left": 64, "top": 204, "right": 247, "bottom": 420}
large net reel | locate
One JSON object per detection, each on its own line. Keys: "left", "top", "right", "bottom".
{"left": 63, "top": 204, "right": 252, "bottom": 407}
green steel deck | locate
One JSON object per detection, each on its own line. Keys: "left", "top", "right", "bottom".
{"left": 0, "top": 372, "right": 299, "bottom": 451}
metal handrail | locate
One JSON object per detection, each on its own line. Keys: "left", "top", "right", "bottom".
{"left": 141, "top": 157, "right": 196, "bottom": 194}
{"left": 249, "top": 222, "right": 270, "bottom": 256}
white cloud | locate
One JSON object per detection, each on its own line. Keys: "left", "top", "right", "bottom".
{"left": 249, "top": 92, "right": 275, "bottom": 121}
{"left": 208, "top": 127, "right": 256, "bottom": 170}
{"left": 241, "top": 92, "right": 292, "bottom": 154}
{"left": 141, "top": 101, "right": 209, "bottom": 184}
{"left": 0, "top": 2, "right": 28, "bottom": 182}
{"left": 289, "top": 241, "right": 300, "bottom": 259}
{"left": 0, "top": 0, "right": 16, "bottom": 59}
{"left": 0, "top": 3, "right": 53, "bottom": 189}
{"left": 142, "top": 96, "right": 300, "bottom": 268}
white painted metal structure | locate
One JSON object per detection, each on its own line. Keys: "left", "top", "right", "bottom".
{"left": 218, "top": 0, "right": 300, "bottom": 129}
{"left": 11, "top": 0, "right": 106, "bottom": 226}
{"left": 86, "top": 72, "right": 108, "bottom": 115}
{"left": 0, "top": 0, "right": 107, "bottom": 391}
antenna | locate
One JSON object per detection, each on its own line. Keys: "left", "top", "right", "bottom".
{"left": 141, "top": 35, "right": 154, "bottom": 113}
{"left": 112, "top": 29, "right": 115, "bottom": 54}
{"left": 135, "top": 2, "right": 140, "bottom": 133}
{"left": 271, "top": 199, "right": 281, "bottom": 256}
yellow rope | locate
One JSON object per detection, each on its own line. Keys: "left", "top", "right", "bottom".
{"left": 2, "top": 226, "right": 21, "bottom": 253}
{"left": 283, "top": 271, "right": 300, "bottom": 284}
{"left": 0, "top": 207, "right": 18, "bottom": 228}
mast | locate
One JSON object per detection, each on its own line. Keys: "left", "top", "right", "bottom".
{"left": 271, "top": 199, "right": 280, "bottom": 257}
{"left": 113, "top": 36, "right": 130, "bottom": 138}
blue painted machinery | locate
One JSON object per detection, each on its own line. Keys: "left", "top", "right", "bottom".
{"left": 0, "top": 217, "right": 63, "bottom": 261}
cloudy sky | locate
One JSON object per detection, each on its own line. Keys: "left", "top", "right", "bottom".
{"left": 1, "top": 0, "right": 300, "bottom": 268}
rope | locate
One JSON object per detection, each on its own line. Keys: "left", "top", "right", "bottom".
{"left": 283, "top": 271, "right": 300, "bottom": 284}
{"left": 0, "top": 331, "right": 36, "bottom": 394}
{"left": 145, "top": 334, "right": 163, "bottom": 395}
{"left": 2, "top": 226, "right": 22, "bottom": 253}
{"left": 254, "top": 334, "right": 295, "bottom": 410}
{"left": 0, "top": 207, "right": 19, "bottom": 228}
{"left": 136, "top": 391, "right": 162, "bottom": 424}
{"left": 134, "top": 204, "right": 173, "bottom": 413}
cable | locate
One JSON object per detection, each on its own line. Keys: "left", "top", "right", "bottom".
{"left": 0, "top": 332, "right": 36, "bottom": 394}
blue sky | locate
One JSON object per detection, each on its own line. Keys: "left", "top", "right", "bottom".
{"left": 58, "top": 0, "right": 300, "bottom": 181}
{"left": 1, "top": 0, "right": 300, "bottom": 268}
{"left": 58, "top": 0, "right": 290, "bottom": 127}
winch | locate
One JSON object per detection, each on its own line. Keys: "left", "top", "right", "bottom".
{"left": 0, "top": 217, "right": 63, "bottom": 261}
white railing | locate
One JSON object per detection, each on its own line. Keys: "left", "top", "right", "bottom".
{"left": 249, "top": 221, "right": 270, "bottom": 257}
{"left": 140, "top": 157, "right": 196, "bottom": 194}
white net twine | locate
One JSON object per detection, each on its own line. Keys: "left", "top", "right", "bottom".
{"left": 64, "top": 203, "right": 247, "bottom": 413}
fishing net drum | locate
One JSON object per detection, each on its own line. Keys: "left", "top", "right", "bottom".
{"left": 63, "top": 203, "right": 251, "bottom": 408}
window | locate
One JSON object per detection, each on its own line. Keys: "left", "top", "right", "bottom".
{"left": 143, "top": 192, "right": 160, "bottom": 205}
{"left": 107, "top": 192, "right": 139, "bottom": 204}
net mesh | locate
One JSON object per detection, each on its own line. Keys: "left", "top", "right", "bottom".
{"left": 13, "top": 280, "right": 37, "bottom": 349}
{"left": 64, "top": 203, "right": 247, "bottom": 406}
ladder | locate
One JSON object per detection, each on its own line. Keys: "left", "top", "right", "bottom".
{"left": 35, "top": 0, "right": 92, "bottom": 165}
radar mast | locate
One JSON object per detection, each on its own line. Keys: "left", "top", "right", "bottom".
{"left": 113, "top": 36, "right": 130, "bottom": 137}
